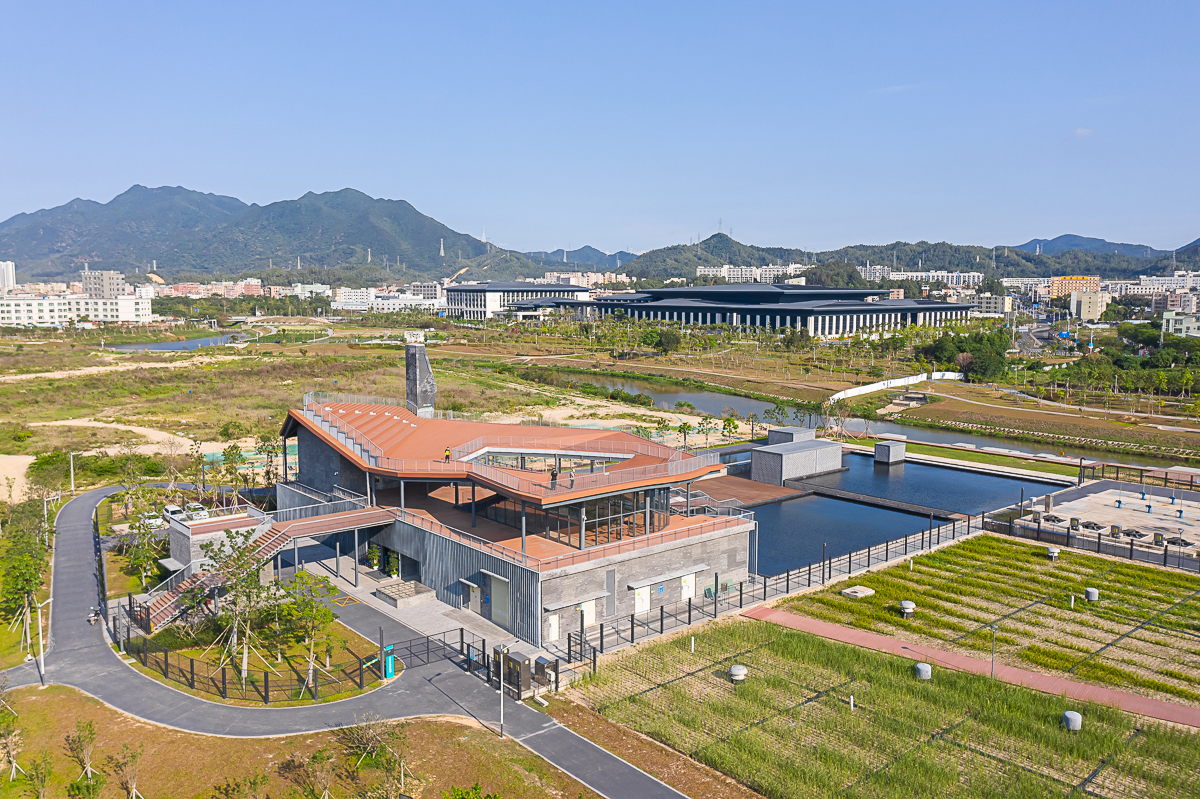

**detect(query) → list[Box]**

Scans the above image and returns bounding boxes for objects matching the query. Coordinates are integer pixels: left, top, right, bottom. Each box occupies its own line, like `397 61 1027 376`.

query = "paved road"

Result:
10 487 687 798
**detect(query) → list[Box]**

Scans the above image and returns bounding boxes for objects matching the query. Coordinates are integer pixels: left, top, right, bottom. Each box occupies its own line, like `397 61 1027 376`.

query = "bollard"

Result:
914 662 932 680
1063 711 1082 731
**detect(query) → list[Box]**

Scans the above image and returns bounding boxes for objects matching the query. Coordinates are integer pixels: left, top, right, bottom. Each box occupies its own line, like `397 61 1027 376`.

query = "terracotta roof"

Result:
286 401 722 505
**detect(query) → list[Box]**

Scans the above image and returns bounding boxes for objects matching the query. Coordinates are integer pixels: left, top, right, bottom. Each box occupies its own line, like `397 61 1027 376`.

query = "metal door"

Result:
634 586 650 614
492 579 510 630
681 573 695 600
547 613 559 642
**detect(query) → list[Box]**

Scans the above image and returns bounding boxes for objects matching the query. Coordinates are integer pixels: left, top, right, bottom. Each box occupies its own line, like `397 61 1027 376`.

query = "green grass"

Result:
781 535 1200 705
580 618 1199 799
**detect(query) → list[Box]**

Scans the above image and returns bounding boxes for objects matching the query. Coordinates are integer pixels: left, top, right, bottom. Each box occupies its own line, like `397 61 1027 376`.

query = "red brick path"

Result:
743 605 1200 728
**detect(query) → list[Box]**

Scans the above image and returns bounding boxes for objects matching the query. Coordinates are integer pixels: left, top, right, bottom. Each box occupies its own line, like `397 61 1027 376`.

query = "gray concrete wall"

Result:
295 426 368 495
539 522 753 645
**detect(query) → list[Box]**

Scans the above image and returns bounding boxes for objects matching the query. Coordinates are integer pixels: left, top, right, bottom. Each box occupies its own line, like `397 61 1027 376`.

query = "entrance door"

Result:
578 599 596 627
681 573 695 600
634 586 650 614
469 584 480 613
547 614 559 642
492 578 511 630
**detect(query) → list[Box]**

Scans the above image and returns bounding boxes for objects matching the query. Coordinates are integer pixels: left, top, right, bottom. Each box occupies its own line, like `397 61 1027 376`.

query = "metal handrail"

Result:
302 404 720 498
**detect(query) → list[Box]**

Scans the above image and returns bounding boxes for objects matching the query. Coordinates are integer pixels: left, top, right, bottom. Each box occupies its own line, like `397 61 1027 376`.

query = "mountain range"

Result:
0 185 1195 284
1014 234 1168 258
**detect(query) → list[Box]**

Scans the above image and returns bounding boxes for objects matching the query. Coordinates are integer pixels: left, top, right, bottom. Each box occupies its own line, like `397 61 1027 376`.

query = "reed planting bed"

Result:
575 619 1199 799
781 535 1200 706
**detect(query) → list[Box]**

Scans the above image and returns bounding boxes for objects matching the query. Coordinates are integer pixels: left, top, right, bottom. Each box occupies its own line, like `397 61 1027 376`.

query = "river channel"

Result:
577 373 1175 468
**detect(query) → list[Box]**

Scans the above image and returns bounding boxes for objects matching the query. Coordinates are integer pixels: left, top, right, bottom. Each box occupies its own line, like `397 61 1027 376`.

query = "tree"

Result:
280 749 336 799
213 771 269 799
106 744 144 799
63 720 98 781
221 444 246 506
721 416 739 439
254 435 281 491
747 413 760 440
656 329 682 354
25 750 52 799
0 712 23 782
284 572 338 697
335 712 404 770
675 421 692 448
654 417 672 440
124 483 162 589
696 417 716 446
200 528 280 683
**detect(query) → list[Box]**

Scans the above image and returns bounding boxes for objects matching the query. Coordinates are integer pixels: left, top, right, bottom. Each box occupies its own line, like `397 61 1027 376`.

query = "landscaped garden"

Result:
575 617 1200 798
780 534 1200 706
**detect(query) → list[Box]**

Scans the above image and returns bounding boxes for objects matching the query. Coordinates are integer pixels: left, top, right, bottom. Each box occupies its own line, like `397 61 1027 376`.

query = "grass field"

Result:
781 535 1200 706
0 685 600 799
576 618 1200 799
847 437 1081 478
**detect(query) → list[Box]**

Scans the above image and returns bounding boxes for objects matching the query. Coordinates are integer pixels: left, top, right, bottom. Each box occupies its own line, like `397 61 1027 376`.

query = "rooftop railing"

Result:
302 396 720 499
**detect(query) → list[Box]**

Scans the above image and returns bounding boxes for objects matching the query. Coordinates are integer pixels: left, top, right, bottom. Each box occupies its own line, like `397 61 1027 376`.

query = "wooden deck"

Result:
696 474 802 506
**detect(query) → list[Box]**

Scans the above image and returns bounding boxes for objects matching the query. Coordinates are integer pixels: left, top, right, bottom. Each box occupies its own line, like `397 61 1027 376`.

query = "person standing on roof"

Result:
444 446 451 463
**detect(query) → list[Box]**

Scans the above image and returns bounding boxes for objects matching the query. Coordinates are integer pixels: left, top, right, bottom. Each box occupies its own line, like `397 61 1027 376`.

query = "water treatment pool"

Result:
751 453 1066 575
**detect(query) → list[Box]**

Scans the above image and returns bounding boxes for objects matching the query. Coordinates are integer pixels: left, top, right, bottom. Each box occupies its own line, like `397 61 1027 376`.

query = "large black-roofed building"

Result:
509 283 975 338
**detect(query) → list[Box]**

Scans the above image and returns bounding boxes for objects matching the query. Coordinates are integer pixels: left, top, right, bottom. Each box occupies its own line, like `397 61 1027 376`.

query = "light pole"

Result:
36 597 51 686
990 624 999 678
497 643 510 739
69 451 81 495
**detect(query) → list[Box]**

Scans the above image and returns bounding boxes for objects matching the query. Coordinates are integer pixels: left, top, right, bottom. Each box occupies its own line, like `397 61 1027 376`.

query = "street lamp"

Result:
990 624 999 678
497 643 510 739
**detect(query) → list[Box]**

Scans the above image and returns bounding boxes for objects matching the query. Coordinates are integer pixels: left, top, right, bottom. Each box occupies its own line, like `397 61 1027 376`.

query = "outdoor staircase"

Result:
145 570 223 630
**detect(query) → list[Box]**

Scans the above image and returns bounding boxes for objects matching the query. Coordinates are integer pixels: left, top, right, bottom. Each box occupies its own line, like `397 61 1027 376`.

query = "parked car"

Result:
138 512 165 530
185 502 209 520
162 504 186 521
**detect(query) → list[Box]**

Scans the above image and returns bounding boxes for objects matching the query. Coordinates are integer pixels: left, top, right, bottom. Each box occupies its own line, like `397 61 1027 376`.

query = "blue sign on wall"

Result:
1058 331 1070 338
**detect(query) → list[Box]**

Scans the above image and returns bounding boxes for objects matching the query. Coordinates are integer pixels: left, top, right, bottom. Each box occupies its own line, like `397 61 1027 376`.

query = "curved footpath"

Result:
5 487 685 799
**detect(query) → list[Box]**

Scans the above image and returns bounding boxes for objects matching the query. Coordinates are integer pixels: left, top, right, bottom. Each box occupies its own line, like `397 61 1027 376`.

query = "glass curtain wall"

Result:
483 488 671 550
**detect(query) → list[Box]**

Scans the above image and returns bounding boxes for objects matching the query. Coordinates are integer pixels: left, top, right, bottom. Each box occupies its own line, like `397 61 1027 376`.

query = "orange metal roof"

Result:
286 402 722 505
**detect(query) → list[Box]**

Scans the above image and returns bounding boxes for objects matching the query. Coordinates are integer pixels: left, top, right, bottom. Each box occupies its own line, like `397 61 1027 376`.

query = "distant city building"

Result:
544 271 632 288
887 288 905 300
1162 310 1200 338
407 281 444 300
0 294 151 326
331 287 444 313
1000 277 1051 292
974 292 1013 315
0 261 15 289
696 263 808 284
1070 291 1111 322
855 263 891 281
446 281 589 320
1048 275 1100 298
80 267 129 299
888 270 984 286
1151 290 1200 314
1138 271 1200 290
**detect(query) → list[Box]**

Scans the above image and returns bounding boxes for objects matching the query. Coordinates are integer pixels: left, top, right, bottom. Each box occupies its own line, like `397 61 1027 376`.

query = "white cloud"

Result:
1073 127 1094 138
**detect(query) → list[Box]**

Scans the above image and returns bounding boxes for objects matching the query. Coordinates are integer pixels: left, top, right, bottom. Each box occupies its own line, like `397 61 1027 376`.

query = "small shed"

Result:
751 439 842 485
767 426 816 445
875 440 906 464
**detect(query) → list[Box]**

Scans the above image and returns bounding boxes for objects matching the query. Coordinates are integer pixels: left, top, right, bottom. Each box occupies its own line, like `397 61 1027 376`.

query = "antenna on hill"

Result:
718 218 722 233
297 256 301 269
440 239 445 257
368 248 371 263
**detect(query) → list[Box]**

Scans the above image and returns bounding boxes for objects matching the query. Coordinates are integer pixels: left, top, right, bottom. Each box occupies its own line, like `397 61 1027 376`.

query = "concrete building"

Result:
445 282 589 320
696 264 809 284
1070 291 1111 322
1162 310 1200 338
1151 291 1200 314
80 267 129 298
0 261 15 289
1049 275 1100 298
975 293 1013 315
274 385 749 648
407 282 444 300
0 294 151 326
888 270 984 286
750 439 843 485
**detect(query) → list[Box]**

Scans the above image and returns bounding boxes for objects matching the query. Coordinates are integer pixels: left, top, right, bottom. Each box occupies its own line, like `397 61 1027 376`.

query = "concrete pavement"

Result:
8 486 688 798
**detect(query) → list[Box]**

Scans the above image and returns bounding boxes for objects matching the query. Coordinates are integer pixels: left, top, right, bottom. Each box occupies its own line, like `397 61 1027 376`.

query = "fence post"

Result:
1130 539 1134 560
190 658 195 690
221 667 227 700
739 581 744 608
886 540 889 561
599 623 605 654
1164 547 1169 567
460 627 464 656
630 613 635 644
567 631 574 663
688 598 692 625
592 645 597 674
265 671 270 705
660 605 665 635
714 571 719 618
808 562 812 587
785 570 790 594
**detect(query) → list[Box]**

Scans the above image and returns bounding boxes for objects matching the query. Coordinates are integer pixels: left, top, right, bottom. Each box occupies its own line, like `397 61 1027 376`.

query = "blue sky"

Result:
1 2 1196 253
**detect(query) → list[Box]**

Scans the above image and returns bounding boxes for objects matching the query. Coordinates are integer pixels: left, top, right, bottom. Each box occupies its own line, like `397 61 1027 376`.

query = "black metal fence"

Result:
108 618 492 704
566 515 983 665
